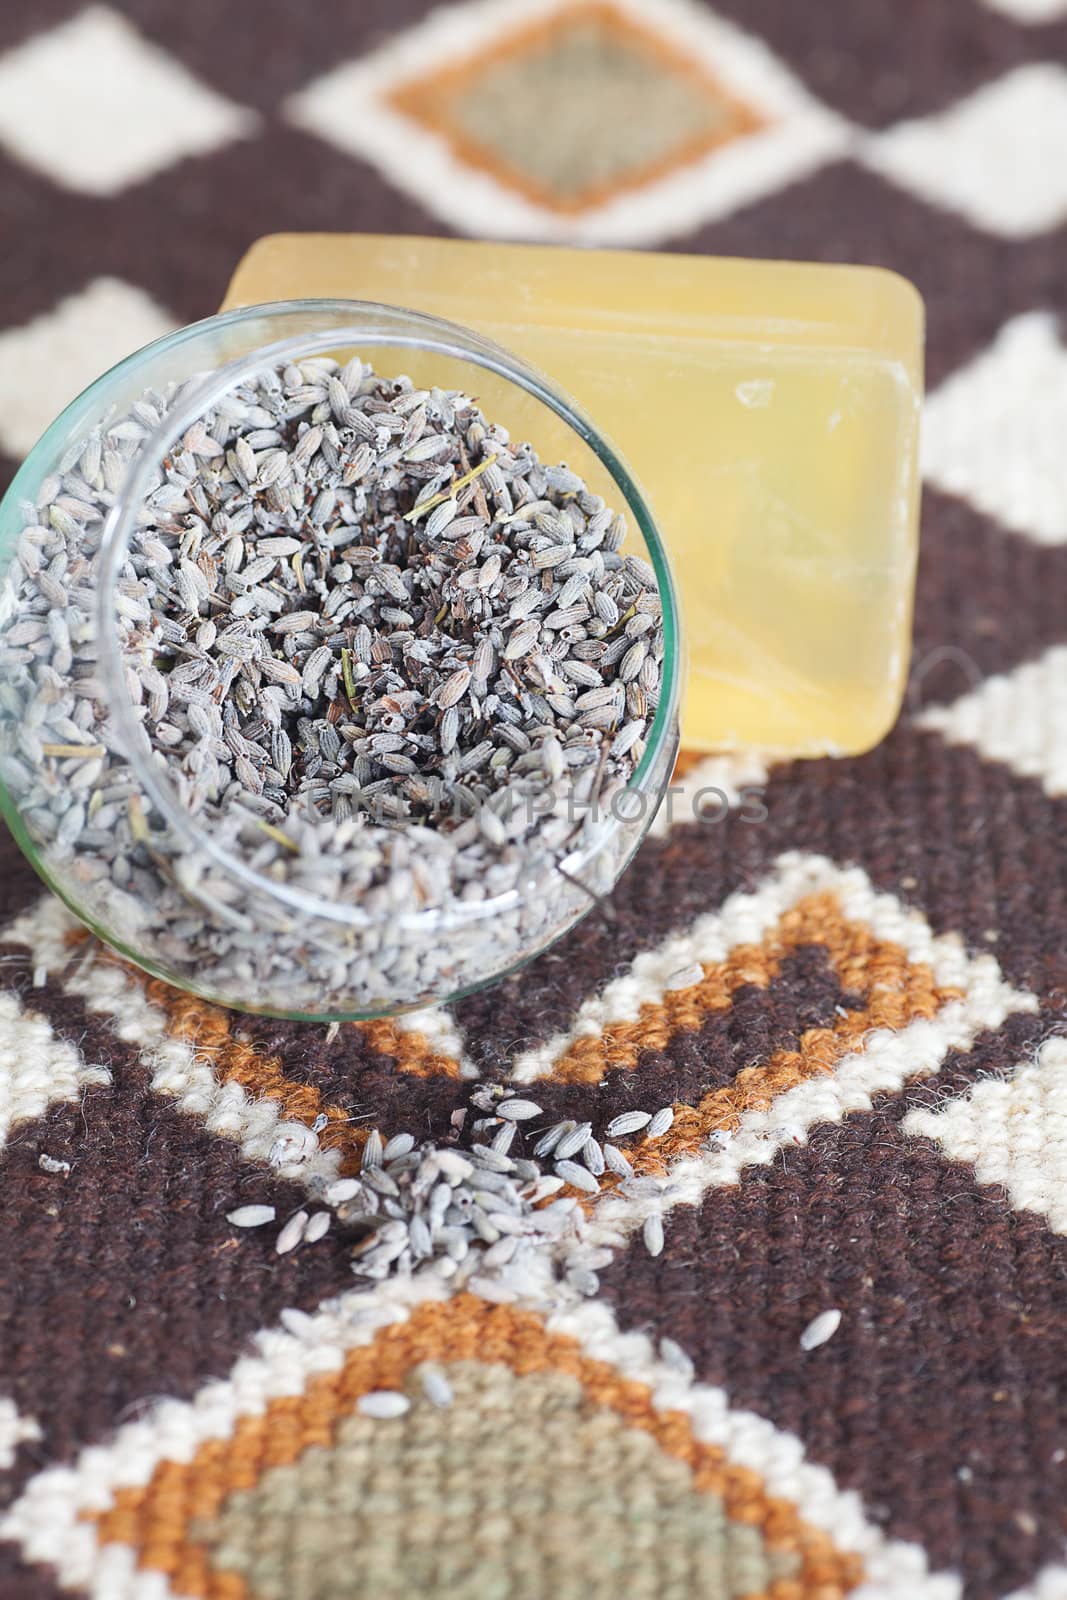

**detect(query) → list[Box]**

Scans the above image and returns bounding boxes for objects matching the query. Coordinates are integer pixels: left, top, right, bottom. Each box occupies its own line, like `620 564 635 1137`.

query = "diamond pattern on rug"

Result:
0 1405 39 1476
922 312 1067 545
194 1367 803 1600
980 0 1067 23
99 1306 831 1600
915 645 1067 797
286 0 849 244
0 5 256 196
904 1035 1067 1233
506 854 1033 1212
0 277 174 458
512 857 969 1089
862 63 1067 238
908 1030 1067 1241
0 984 109 1148
385 1 766 215
3 1281 951 1600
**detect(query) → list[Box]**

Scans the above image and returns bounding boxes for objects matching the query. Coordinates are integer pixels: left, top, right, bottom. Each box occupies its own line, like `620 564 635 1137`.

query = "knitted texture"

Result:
1 4 1066 1599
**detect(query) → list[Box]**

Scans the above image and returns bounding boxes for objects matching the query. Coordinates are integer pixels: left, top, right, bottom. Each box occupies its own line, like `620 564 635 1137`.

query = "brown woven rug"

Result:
1 3 1066 1597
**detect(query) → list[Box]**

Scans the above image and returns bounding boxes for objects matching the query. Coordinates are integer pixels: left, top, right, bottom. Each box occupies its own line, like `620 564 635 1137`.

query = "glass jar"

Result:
0 301 680 1019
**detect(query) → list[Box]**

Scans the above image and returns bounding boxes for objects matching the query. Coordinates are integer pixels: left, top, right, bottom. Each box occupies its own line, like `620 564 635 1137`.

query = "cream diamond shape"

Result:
0 5 256 196
922 312 1067 546
0 986 110 1148
0 1401 40 1473
904 1038 1067 1234
916 645 1067 798
980 0 1067 19
286 0 850 245
863 64 1067 238
0 277 175 458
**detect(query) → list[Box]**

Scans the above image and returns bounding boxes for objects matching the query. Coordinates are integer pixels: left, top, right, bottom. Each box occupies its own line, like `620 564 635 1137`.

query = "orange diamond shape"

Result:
533 887 965 1192
90 1295 864 1599
388 1 768 215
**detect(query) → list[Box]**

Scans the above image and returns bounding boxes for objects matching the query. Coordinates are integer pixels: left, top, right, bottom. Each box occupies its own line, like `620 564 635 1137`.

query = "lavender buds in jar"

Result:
0 303 680 1018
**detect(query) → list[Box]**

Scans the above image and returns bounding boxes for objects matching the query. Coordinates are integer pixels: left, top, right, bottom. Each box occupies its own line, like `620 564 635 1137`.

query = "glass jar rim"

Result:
95 298 681 931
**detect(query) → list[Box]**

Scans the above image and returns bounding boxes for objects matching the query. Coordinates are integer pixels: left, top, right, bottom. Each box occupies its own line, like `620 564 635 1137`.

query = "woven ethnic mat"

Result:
1 3 1067 1598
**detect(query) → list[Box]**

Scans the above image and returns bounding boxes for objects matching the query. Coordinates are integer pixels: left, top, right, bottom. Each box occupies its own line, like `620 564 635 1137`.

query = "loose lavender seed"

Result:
602 1143 634 1179
567 1268 601 1297
582 1137 605 1176
646 1107 675 1139
665 963 704 991
421 1367 454 1408
357 1391 410 1420
533 1122 572 1159
659 1337 695 1379
324 1178 360 1204
800 1309 842 1351
606 1111 652 1138
491 1121 517 1155
276 1209 309 1255
496 1098 543 1122
226 1204 276 1228
554 1122 593 1161
555 1158 600 1194
643 1214 664 1256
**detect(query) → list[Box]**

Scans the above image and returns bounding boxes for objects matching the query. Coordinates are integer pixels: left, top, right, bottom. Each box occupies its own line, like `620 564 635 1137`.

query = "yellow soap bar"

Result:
223 235 923 757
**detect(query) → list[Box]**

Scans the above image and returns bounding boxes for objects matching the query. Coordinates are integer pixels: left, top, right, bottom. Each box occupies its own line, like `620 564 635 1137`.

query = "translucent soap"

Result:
223 235 923 756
